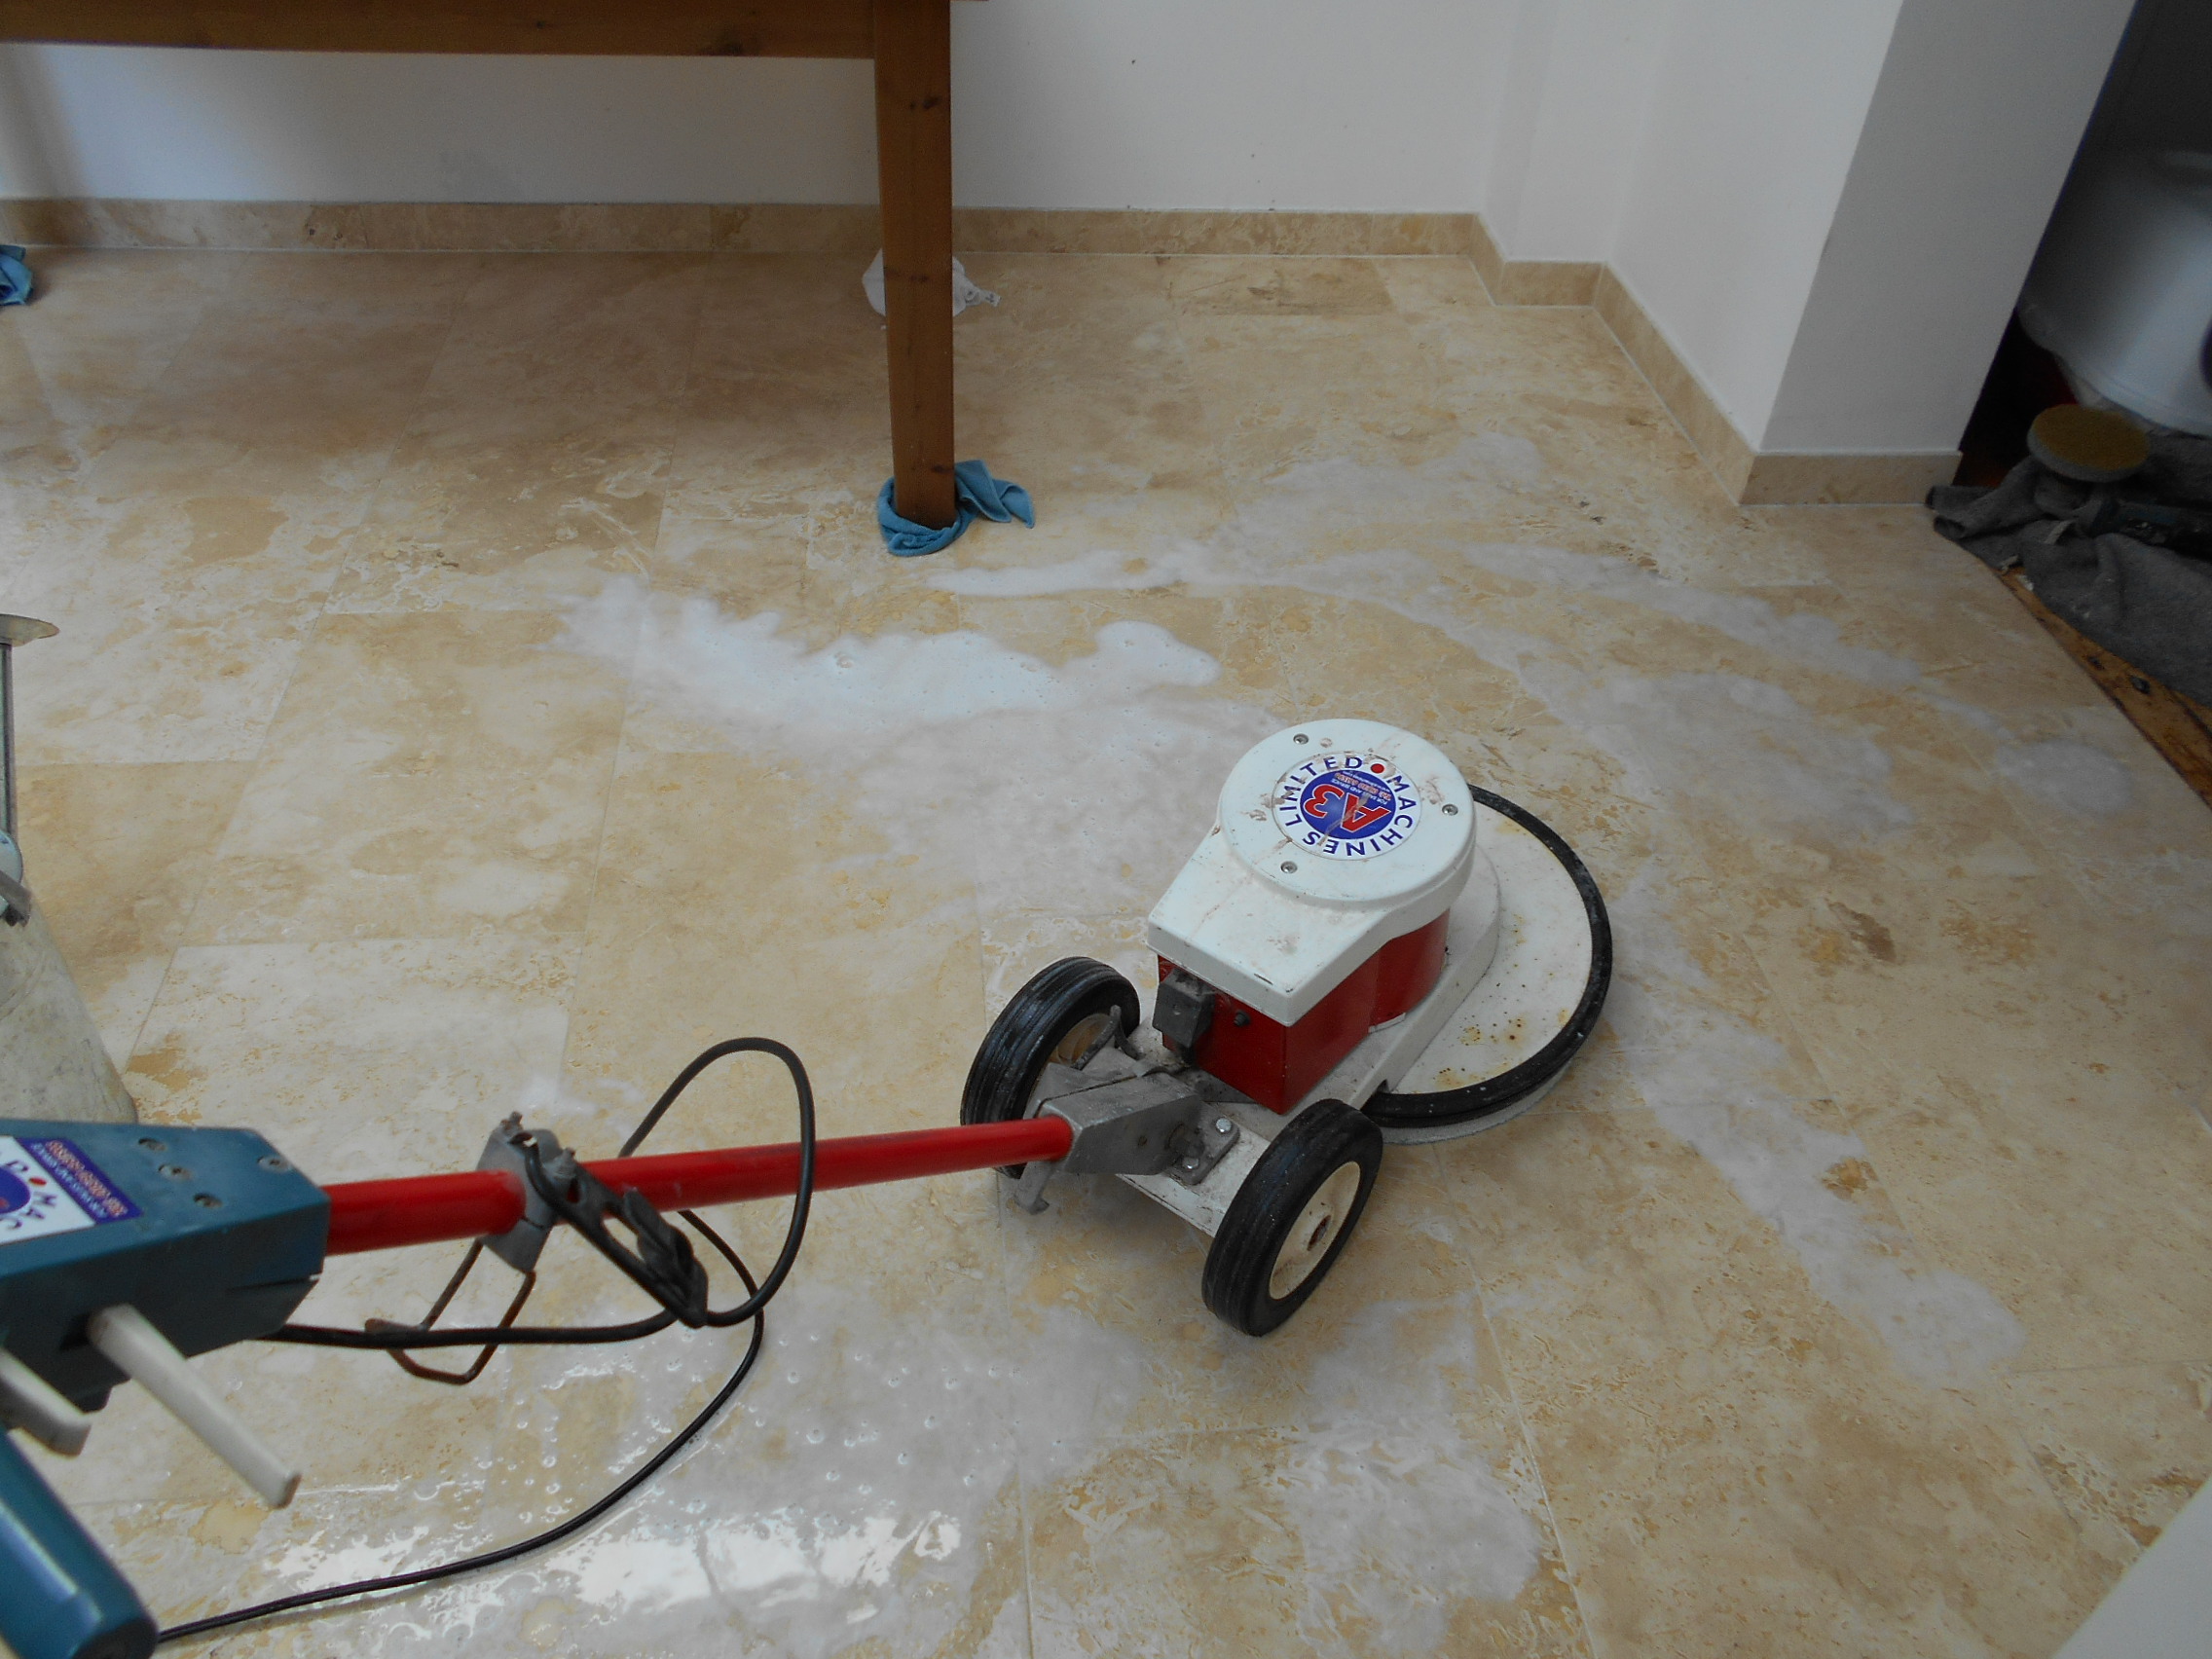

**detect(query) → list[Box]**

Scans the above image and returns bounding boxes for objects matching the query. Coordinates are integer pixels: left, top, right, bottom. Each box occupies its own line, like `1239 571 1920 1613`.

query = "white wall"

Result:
1759 0 2137 454
1480 0 1669 265
2053 1476 2212 1659
0 0 1499 210
0 0 2151 464
0 50 882 203
1602 0 1906 447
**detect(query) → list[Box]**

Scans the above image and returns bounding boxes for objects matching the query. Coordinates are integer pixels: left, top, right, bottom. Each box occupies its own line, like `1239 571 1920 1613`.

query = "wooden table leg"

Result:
872 0 957 529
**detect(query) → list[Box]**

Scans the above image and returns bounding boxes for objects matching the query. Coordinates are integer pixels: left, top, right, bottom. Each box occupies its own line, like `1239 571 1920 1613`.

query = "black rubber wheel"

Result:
1201 1100 1383 1337
1364 786 1612 1137
961 957 1142 1176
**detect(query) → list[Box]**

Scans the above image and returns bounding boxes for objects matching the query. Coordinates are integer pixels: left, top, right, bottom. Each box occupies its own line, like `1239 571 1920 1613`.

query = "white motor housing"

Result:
1147 719 1499 1037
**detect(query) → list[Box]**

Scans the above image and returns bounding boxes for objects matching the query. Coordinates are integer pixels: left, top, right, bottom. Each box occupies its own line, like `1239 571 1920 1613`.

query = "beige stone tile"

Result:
329 409 674 612
117 927 571 1183
208 249 486 309
1936 696 2212 967
185 608 628 943
73 913 1019 1655
1842 1071 2212 1373
416 252 707 418
1000 1139 1531 1440
44 935 585 1618
1740 508 2102 707
0 482 355 766
1451 1105 2110 1658
107 266 466 483
1718 798 2209 1121
1380 253 1496 319
2000 1364 2212 1568
1163 254 1394 315
663 253 888 520
1023 1417 1588 1658
551 748 1028 1657
17 241 2212 1656
794 502 970 630
647 512 810 610
0 248 237 476
562 748 986 1147
1468 212 1508 300
298 203 429 250
9 199 330 251
1175 305 1458 482
952 254 1220 518
15 760 251 1058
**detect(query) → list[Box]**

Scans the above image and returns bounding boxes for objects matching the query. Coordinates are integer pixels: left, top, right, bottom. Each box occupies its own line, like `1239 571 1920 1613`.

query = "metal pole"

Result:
0 617 58 855
3 641 16 841
320 1117 1080 1257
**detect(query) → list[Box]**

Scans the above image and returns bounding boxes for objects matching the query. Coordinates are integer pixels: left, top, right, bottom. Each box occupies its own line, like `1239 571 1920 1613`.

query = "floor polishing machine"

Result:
1 719 1608 1659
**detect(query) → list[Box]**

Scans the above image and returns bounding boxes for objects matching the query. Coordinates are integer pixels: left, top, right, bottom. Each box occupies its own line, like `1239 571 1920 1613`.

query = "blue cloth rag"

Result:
0 245 31 307
877 460 1034 556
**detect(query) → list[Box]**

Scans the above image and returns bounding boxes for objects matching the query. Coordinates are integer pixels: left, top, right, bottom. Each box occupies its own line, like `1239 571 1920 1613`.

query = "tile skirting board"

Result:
1592 267 1956 505
1469 215 1601 307
0 198 1954 504
0 199 1480 257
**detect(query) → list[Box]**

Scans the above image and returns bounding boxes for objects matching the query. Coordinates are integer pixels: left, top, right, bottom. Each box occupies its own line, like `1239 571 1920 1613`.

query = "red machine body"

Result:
1160 910 1450 1113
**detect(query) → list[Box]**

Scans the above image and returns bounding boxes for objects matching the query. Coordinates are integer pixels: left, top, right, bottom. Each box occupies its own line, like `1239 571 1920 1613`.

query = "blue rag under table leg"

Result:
877 461 1034 555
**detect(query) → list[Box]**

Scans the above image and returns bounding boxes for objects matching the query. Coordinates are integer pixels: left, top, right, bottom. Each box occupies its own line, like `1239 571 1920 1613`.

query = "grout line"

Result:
549 263 712 1107
120 260 477 1079
1587 295 1745 514
1470 1281 1604 1659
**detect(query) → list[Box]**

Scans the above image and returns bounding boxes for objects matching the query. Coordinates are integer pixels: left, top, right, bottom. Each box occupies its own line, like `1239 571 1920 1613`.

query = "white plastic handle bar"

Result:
0 1345 91 1456
86 1305 299 1508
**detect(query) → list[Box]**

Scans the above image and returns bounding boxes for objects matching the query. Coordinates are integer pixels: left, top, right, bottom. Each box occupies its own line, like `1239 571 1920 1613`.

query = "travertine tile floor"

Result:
5 246 2211 1659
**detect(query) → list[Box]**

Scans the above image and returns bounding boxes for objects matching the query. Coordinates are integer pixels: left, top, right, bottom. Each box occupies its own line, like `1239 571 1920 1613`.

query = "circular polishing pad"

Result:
2027 405 2149 484
1362 788 1611 1144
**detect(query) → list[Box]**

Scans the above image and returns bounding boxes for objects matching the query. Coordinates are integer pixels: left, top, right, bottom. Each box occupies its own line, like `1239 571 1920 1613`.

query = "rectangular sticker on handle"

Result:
0 1135 142 1246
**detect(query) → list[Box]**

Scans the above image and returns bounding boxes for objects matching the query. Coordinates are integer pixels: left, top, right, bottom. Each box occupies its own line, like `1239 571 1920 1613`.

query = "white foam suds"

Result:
1274 1426 1541 1650
568 584 1222 737
1013 1288 1547 1649
1993 737 2136 819
1606 865 2027 1383
1538 667 1919 837
561 579 1276 920
226 1282 1023 1655
933 442 1922 691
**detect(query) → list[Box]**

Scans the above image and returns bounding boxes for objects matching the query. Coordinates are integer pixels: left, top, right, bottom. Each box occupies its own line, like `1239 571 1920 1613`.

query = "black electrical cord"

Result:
266 1039 816 1352
156 1039 815 1647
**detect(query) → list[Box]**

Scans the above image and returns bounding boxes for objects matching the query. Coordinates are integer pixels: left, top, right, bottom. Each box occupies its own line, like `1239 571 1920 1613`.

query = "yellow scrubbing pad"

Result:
2027 405 2150 484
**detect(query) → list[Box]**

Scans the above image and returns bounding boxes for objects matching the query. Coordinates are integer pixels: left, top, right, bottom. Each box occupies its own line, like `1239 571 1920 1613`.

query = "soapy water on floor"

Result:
431 437 2094 1647
82 437 2084 1654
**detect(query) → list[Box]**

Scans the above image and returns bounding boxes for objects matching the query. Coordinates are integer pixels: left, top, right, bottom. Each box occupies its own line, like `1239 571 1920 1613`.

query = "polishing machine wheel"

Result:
960 957 1142 1175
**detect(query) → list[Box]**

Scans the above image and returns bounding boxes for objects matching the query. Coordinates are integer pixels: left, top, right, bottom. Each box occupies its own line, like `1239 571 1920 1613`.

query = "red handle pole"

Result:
320 1117 1074 1257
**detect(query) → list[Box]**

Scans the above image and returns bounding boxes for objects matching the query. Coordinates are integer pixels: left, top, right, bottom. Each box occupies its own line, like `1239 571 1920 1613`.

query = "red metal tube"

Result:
320 1117 1075 1257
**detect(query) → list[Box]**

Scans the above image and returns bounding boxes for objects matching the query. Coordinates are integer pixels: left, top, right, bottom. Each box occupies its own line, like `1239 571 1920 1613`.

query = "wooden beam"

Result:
1998 568 2212 809
0 0 876 56
870 0 957 529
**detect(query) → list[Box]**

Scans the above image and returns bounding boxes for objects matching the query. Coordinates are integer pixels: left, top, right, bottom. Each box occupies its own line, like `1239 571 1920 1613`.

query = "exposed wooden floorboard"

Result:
1998 566 2212 808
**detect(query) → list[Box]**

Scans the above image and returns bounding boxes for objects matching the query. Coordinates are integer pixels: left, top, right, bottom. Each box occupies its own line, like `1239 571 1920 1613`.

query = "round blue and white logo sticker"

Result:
1274 754 1422 860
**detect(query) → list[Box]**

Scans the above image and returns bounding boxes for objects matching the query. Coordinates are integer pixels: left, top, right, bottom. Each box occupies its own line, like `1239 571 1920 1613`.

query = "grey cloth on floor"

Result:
1929 432 2212 706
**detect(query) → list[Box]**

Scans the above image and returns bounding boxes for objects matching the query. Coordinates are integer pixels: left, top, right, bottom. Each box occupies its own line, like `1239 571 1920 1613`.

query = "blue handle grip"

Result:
0 1430 154 1659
